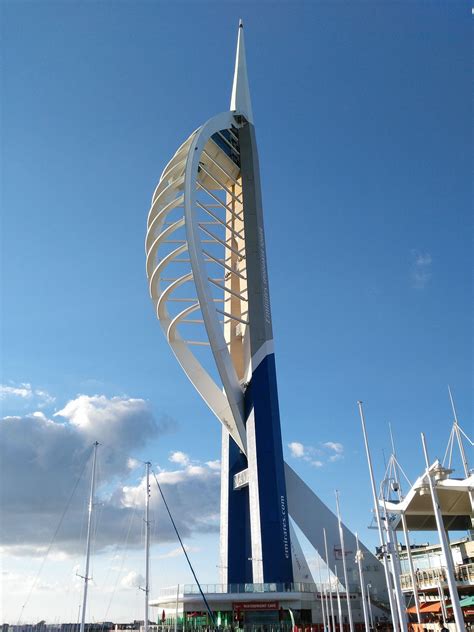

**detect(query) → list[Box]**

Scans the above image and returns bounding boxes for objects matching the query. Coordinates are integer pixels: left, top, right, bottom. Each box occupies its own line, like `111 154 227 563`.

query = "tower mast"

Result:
79 441 99 632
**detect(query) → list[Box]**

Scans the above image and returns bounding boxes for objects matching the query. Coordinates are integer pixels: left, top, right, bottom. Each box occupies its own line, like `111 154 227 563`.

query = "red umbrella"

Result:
161 609 166 623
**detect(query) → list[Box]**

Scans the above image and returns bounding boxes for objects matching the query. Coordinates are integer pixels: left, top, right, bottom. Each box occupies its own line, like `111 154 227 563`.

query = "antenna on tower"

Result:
230 20 254 123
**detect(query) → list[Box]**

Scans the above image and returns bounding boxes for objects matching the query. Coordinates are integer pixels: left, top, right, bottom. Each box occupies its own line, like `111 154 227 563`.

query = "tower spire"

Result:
230 20 254 124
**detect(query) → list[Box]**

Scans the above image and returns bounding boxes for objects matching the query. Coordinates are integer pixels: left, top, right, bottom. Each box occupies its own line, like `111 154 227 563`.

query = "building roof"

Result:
383 460 474 531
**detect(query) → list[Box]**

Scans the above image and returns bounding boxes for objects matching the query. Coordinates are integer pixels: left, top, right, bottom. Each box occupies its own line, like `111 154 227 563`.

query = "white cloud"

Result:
120 461 220 531
288 440 344 467
169 451 189 466
411 250 432 289
205 459 220 471
55 395 163 447
0 395 184 556
288 441 305 458
0 383 55 406
0 383 33 399
157 545 200 560
120 570 144 589
324 441 344 454
1 569 59 595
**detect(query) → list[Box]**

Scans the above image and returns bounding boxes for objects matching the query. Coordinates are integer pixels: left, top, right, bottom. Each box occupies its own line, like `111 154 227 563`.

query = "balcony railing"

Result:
400 562 474 590
159 583 322 597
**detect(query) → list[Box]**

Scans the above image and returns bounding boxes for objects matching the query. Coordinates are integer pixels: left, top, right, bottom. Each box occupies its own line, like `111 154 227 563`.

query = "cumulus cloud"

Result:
120 570 144 589
55 395 160 448
288 440 344 466
0 394 222 559
411 250 432 289
169 451 190 466
288 442 305 458
118 462 220 536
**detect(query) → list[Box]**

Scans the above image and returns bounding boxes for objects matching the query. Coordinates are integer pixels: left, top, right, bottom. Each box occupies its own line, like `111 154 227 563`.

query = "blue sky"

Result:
1 0 472 624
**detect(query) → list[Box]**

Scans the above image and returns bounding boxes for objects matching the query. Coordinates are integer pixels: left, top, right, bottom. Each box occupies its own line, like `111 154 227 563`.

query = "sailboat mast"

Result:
357 401 400 631
334 564 343 632
316 552 327 632
355 533 370 632
144 461 151 632
335 490 354 632
388 425 422 625
323 528 335 632
80 441 99 632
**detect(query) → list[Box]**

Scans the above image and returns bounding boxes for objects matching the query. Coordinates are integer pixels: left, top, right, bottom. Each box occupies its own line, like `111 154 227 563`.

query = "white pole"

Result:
334 565 343 632
175 584 179 632
324 588 331 632
437 579 448 626
144 462 151 632
399 512 421 624
324 528 336 632
335 491 354 632
366 584 374 630
420 433 465 631
80 441 99 632
357 402 400 631
317 552 328 632
389 427 422 625
380 496 409 632
355 533 370 632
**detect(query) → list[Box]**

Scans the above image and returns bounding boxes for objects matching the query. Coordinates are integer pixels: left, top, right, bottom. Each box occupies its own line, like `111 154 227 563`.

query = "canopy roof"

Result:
447 595 474 609
383 461 474 531
407 601 442 614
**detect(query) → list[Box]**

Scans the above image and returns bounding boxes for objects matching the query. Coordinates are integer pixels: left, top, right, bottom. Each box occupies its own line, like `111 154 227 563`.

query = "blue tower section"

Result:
222 118 293 585
225 436 252 584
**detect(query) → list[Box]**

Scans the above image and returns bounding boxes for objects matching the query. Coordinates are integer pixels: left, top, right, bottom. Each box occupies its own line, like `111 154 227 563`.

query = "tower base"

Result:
150 582 390 630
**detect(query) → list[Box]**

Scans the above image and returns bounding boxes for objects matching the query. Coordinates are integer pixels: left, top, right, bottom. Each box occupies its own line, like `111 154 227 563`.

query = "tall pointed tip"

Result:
230 20 254 123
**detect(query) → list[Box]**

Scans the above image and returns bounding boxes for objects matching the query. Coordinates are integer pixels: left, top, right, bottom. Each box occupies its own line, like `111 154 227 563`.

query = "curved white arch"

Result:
184 111 247 451
145 112 248 453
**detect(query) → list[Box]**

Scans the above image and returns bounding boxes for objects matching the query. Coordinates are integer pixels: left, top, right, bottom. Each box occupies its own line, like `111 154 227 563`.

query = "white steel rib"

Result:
145 112 249 454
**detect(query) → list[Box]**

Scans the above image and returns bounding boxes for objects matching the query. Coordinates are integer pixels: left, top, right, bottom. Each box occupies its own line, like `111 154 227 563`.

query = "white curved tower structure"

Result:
146 20 291 583
145 21 389 601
